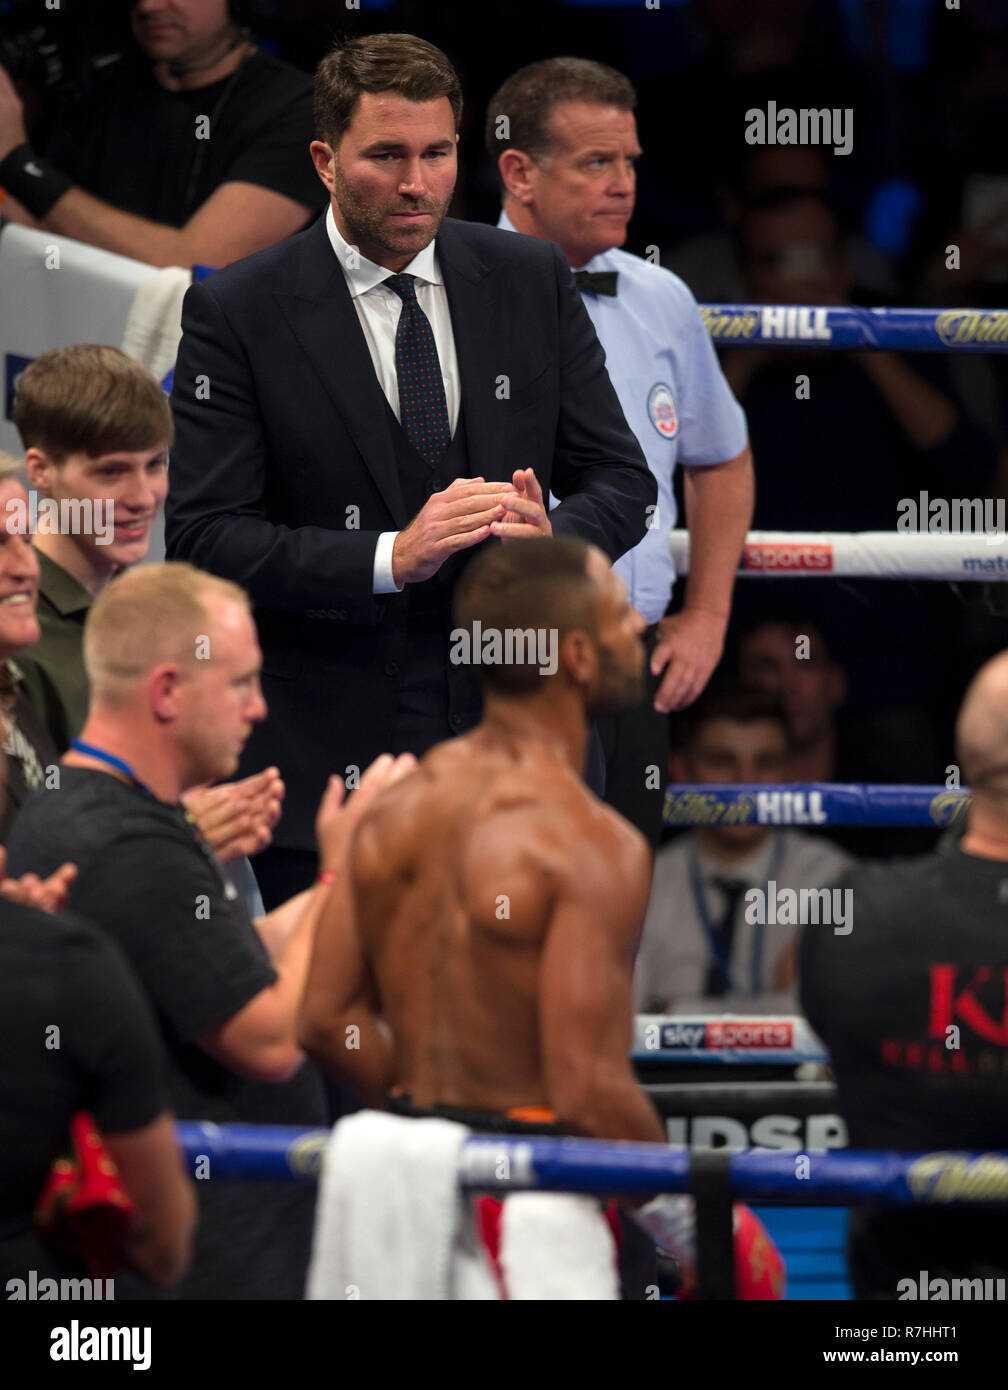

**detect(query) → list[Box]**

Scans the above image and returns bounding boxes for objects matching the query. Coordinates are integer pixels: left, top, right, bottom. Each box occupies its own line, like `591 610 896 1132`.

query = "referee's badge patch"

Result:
647 382 678 439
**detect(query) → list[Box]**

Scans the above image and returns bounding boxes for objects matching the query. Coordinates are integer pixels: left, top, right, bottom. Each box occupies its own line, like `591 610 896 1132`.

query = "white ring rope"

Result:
668 529 1008 580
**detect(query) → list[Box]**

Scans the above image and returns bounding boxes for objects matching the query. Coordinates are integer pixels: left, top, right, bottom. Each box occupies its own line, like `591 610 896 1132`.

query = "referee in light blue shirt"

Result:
487 57 754 843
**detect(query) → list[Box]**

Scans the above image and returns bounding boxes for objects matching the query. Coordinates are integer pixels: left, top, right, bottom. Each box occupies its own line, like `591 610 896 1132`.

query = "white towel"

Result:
498 1193 621 1300
306 1109 496 1301
120 266 191 382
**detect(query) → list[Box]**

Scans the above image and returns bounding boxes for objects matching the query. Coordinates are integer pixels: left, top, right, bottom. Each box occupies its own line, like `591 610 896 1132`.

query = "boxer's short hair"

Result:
454 537 599 695
315 33 463 149
11 345 172 463
485 58 636 191
84 562 250 709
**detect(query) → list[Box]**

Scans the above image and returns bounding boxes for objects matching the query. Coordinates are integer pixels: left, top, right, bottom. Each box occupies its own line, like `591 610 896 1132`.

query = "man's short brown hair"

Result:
12 345 173 463
314 33 463 150
485 57 636 190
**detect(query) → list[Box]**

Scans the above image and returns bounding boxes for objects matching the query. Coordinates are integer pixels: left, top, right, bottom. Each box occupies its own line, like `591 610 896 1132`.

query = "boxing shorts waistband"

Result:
387 1092 563 1135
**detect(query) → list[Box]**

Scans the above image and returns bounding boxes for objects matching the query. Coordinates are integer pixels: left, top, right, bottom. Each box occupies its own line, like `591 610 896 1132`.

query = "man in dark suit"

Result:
166 33 655 906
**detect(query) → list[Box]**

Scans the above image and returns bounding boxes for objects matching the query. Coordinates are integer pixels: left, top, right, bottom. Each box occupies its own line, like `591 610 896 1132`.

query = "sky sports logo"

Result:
660 1021 794 1051
742 543 833 572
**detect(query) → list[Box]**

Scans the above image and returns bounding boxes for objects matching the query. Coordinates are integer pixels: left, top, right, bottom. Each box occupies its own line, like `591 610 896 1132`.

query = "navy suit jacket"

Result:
166 213 655 848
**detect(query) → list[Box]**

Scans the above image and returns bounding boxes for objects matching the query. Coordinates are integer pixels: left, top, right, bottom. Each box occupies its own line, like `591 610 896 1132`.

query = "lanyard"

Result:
70 739 152 795
69 739 238 902
686 832 784 996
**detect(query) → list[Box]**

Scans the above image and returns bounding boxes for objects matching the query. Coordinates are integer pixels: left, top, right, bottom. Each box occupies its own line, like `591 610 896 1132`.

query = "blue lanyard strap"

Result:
70 739 151 795
687 832 785 996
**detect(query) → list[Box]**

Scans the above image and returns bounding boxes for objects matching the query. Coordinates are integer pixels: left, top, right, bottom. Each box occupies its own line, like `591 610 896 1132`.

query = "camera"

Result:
0 0 128 105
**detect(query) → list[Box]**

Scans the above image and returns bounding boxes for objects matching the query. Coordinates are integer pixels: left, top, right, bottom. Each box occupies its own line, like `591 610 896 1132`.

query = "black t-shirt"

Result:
6 768 328 1300
800 849 1008 1294
0 900 167 1282
41 49 327 226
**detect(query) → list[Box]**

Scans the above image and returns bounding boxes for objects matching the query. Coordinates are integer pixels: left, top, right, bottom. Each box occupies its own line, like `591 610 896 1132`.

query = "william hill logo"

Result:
928 791 971 828
700 307 760 340
907 1152 1008 1203
935 311 1008 347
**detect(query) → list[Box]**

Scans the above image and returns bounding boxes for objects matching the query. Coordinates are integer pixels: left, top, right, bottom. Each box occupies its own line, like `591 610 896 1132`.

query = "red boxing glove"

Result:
639 1195 786 1300
731 1202 786 1300
35 1112 134 1278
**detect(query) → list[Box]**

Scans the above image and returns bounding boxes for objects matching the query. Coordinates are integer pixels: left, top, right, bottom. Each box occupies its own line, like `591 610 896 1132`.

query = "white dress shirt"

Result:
325 205 461 594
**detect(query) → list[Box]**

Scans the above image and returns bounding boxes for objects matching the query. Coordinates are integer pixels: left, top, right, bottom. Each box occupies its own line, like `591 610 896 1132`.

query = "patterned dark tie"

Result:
704 877 748 997
383 272 451 467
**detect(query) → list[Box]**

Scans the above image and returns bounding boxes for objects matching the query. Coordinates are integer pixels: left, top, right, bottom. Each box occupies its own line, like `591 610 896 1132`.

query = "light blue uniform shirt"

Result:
498 210 748 624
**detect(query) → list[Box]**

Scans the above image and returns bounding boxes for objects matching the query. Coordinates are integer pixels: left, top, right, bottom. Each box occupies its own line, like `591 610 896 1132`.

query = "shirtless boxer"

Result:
301 536 666 1296
298 536 665 1147
299 537 785 1299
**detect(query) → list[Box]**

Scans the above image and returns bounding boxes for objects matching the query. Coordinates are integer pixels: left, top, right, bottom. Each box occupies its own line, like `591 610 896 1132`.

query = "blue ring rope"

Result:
698 304 1008 353
174 1122 1008 1204
662 782 970 828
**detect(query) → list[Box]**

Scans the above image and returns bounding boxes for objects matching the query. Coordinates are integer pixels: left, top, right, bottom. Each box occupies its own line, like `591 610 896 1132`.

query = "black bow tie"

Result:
573 269 619 297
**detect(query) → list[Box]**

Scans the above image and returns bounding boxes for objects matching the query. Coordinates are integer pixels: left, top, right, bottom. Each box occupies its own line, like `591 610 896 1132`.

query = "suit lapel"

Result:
271 219 508 527
271 219 406 525
436 220 507 483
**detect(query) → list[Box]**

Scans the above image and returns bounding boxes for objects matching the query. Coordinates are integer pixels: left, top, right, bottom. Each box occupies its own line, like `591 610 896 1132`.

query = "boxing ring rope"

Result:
661 781 969 829
174 1121 1008 1298
697 304 1008 353
682 306 1008 584
173 1120 1008 1205
670 530 1008 580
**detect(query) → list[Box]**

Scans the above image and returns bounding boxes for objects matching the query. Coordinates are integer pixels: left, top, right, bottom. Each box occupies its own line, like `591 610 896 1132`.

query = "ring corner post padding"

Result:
690 1147 736 1300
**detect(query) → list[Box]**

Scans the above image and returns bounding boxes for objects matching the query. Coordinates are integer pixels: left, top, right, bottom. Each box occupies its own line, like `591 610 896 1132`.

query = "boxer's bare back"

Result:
348 725 664 1142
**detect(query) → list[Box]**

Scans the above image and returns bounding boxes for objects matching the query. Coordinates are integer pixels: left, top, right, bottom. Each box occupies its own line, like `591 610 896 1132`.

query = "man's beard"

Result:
331 163 452 260
591 648 645 716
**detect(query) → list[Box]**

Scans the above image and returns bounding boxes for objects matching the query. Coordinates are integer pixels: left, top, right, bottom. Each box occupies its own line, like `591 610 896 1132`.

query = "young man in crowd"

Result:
13 345 282 871
636 688 851 1013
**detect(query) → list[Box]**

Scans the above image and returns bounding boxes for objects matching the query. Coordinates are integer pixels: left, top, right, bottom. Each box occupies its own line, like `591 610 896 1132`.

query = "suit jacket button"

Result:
384 662 398 676
427 477 444 495
449 714 464 729
337 609 348 620
306 608 318 618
